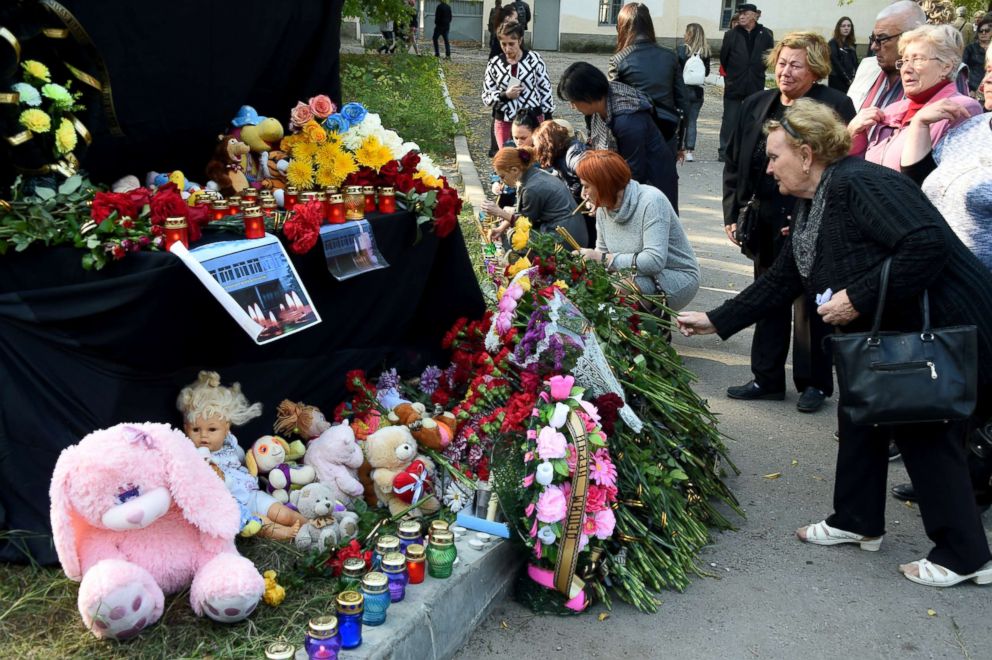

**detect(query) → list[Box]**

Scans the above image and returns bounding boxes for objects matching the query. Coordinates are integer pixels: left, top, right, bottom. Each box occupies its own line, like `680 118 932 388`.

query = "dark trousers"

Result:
433 27 450 57
750 261 834 395
720 96 744 157
828 413 992 574
684 93 704 150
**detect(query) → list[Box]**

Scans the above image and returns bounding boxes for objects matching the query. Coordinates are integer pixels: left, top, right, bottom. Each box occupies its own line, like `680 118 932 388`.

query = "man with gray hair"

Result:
953 6 976 46
847 0 927 110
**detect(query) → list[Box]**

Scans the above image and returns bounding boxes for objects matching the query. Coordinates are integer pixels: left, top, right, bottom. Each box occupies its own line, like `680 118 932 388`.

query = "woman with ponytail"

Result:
480 146 589 247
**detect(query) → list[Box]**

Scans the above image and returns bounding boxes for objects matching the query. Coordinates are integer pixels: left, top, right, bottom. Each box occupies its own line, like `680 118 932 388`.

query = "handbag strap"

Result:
868 257 892 339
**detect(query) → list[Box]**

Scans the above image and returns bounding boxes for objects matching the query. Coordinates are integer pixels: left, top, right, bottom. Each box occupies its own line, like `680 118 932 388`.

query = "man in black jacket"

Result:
513 1 531 31
434 0 452 59
718 3 774 160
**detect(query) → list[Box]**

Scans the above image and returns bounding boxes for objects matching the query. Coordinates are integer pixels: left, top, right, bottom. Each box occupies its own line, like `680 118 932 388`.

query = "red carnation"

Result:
186 203 210 243
91 192 136 223
149 183 188 226
431 389 451 407
593 392 624 436
400 150 421 171
282 201 322 254
345 369 370 394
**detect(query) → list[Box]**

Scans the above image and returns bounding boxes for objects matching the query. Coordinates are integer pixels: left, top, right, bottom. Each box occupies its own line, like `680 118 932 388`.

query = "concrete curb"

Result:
435 63 487 217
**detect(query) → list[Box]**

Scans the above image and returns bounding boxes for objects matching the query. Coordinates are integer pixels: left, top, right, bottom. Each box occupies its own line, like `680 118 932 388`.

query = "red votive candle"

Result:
242 188 259 203
285 186 299 212
362 186 376 213
227 195 242 216
329 194 346 224
211 199 229 222
164 216 189 250
378 186 396 214
316 192 328 224
405 543 426 584
242 206 265 239
261 199 278 218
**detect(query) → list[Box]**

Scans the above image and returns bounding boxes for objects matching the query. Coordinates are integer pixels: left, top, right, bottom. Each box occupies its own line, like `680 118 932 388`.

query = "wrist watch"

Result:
600 251 607 263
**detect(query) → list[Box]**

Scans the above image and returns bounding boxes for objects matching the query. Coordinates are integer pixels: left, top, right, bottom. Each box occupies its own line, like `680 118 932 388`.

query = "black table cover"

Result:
0 212 484 563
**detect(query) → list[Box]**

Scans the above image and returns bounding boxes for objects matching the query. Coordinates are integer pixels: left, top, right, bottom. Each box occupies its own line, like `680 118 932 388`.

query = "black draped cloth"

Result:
0 214 485 564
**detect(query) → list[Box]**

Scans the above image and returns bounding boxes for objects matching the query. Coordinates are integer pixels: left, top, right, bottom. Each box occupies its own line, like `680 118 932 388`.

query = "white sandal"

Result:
796 520 883 551
900 559 992 587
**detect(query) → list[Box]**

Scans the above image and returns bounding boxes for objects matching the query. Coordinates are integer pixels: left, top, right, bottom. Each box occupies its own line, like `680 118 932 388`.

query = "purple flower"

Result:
420 365 442 394
376 368 400 391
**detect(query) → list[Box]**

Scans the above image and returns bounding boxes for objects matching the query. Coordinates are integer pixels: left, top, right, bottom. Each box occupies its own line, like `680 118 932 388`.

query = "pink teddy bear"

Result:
49 422 264 640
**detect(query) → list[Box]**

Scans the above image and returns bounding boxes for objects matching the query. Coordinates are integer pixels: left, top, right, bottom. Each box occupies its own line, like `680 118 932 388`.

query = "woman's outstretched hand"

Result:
676 312 716 337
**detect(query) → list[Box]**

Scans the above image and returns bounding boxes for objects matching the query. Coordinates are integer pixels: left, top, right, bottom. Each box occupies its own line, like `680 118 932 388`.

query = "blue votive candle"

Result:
335 590 364 649
372 534 400 570
397 520 423 553
303 616 340 659
381 552 409 602
361 572 391 626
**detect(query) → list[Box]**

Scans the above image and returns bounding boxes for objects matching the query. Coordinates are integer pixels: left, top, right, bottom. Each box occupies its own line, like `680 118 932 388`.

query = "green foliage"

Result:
342 0 414 24
340 53 457 156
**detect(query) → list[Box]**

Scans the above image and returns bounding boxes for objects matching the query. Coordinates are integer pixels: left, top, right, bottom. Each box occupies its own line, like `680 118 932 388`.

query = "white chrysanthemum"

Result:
417 153 443 179
400 141 420 156
381 130 405 158
443 482 471 513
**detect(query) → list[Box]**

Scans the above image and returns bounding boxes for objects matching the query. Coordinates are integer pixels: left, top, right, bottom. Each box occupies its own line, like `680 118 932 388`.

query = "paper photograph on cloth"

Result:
170 234 321 344
319 220 389 281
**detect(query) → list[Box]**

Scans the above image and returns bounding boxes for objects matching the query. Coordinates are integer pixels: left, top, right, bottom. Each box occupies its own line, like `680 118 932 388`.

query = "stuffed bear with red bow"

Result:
365 425 440 517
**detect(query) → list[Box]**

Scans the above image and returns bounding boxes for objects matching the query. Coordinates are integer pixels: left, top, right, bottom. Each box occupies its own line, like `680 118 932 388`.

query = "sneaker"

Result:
889 440 901 462
685 151 694 162
796 387 826 413
726 380 785 401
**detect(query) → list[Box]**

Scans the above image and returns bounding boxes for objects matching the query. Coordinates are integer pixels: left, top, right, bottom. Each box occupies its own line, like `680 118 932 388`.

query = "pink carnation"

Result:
535 426 567 460
536 484 567 523
589 448 617 488
592 507 615 539
565 444 577 474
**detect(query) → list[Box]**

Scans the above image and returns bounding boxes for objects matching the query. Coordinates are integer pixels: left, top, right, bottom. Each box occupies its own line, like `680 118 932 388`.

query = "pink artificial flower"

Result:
534 540 543 558
530 519 538 537
578 533 590 552
290 101 313 127
565 444 577 474
592 507 616 539
536 426 567 460
585 484 607 513
495 311 513 335
582 514 597 536
589 448 617 488
308 94 336 119
525 502 535 517
498 295 518 313
524 451 534 462
536 484 567 523
506 282 524 301
578 399 601 424
526 429 537 440
522 473 535 488
549 375 575 401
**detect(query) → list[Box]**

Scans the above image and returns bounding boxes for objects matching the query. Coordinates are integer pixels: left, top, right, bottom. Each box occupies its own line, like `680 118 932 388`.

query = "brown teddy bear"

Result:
387 402 456 452
365 425 441 517
205 134 251 197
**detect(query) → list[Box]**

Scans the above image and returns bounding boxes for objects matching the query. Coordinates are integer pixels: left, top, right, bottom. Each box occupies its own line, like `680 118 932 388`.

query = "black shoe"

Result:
717 153 726 163
888 441 901 462
726 380 785 401
797 387 826 413
833 429 839 441
891 482 917 502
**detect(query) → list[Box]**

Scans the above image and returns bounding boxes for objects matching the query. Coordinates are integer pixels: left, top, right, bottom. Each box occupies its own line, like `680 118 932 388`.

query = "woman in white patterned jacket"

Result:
482 21 555 148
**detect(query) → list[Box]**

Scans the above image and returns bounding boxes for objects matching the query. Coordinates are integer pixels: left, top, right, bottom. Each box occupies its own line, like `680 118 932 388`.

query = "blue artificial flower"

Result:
12 83 41 107
340 102 368 125
322 113 351 133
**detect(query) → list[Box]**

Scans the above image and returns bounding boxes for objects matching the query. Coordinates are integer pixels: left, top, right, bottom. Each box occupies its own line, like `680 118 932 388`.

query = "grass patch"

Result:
0 539 341 658
341 53 457 157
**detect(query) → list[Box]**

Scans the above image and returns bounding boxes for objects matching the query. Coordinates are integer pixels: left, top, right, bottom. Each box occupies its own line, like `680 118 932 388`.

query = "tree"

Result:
342 0 413 23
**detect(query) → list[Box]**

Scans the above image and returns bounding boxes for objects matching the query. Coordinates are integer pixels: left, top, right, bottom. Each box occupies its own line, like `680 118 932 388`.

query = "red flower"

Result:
400 150 421 171
149 183 188 226
344 369 370 394
344 166 378 188
520 370 543 394
431 389 451 406
186 203 211 243
500 391 536 432
282 201 322 254
593 393 624 436
91 192 136 223
378 160 400 187
326 539 372 576
585 484 608 513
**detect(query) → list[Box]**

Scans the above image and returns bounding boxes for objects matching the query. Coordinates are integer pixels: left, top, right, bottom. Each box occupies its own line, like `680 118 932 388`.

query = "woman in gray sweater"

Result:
574 150 699 309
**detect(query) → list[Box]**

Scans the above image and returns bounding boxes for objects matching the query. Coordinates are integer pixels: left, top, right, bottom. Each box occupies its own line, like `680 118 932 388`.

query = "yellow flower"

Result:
552 279 569 291
286 159 315 189
19 108 51 134
517 275 531 292
315 142 343 170
280 134 303 152
292 140 318 161
324 150 358 187
54 117 76 154
510 216 531 251
302 120 327 143
22 60 51 83
497 286 506 299
315 166 339 188
354 136 394 172
413 170 442 189
507 256 532 277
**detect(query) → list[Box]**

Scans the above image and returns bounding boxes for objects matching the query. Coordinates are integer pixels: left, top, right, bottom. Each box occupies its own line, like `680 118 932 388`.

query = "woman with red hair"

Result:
480 146 589 247
575 150 699 310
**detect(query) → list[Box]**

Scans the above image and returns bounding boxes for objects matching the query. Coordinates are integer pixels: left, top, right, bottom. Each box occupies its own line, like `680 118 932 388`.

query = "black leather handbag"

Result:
831 258 978 426
734 194 760 260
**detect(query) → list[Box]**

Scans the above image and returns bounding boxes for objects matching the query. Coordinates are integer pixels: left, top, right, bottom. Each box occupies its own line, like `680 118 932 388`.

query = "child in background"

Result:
177 371 307 540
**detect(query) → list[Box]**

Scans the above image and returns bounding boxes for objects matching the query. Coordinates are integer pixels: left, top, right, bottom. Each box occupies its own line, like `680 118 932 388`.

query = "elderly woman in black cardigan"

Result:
678 98 992 588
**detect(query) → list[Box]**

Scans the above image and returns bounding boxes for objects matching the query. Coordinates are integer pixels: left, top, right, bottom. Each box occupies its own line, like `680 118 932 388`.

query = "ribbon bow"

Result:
393 460 431 504
122 425 155 449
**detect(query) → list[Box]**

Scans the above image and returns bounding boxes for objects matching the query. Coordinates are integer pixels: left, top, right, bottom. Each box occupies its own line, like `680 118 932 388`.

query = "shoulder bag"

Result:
734 194 760 260
830 257 978 426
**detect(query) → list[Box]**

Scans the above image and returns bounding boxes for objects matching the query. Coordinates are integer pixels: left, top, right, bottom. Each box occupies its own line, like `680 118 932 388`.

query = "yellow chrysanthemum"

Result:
323 150 358 186
507 256 532 277
354 136 394 172
315 142 344 170
280 134 304 152
302 120 327 143
413 170 443 189
19 108 51 134
286 159 315 189
510 216 531 251
22 60 51 83
54 117 76 154
292 140 318 161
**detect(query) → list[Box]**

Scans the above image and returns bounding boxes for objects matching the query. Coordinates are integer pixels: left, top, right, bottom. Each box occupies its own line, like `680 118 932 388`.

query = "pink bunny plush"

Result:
49 422 264 640
303 420 366 505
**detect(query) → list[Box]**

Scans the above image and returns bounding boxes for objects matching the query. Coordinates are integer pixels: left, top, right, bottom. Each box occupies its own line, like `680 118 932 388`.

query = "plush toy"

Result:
246 435 317 503
205 134 251 197
275 400 367 506
365 425 441 517
262 570 285 607
50 423 265 640
293 483 360 552
388 402 456 452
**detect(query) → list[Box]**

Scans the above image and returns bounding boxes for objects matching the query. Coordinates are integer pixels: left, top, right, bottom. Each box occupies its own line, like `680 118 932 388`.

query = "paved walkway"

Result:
438 45 992 660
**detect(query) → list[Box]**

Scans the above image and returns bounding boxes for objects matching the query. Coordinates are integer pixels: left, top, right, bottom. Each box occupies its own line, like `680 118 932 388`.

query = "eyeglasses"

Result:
868 32 902 46
895 56 940 70
980 28 992 34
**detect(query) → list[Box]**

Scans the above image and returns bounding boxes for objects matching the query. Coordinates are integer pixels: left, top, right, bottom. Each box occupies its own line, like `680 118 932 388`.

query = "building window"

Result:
598 0 622 26
720 0 736 30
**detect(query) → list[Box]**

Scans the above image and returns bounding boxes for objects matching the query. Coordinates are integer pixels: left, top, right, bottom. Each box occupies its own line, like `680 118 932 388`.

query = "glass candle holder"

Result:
373 535 400 570
242 206 265 239
328 194 346 224
428 519 449 541
304 615 340 660
378 186 396 214
227 195 242 215
344 186 365 220
285 186 299 211
397 520 423 554
335 591 364 650
195 195 212 214
360 572 390 626
163 216 189 250
339 557 367 593
300 191 320 208
362 185 376 213
261 199 278 218
405 543 426 584
242 188 259 203
315 192 328 224
211 199 229 222
427 530 457 579
264 641 296 660
381 552 409 602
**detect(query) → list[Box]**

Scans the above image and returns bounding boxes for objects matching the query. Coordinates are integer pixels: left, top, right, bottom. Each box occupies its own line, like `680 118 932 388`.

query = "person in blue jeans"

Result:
677 23 711 162
434 0 452 59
